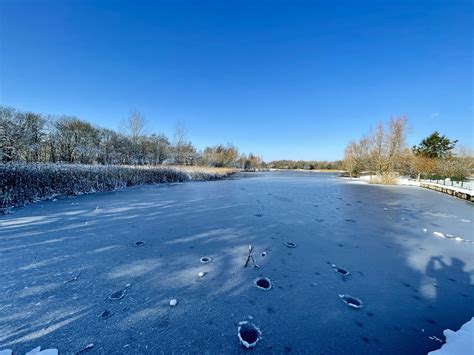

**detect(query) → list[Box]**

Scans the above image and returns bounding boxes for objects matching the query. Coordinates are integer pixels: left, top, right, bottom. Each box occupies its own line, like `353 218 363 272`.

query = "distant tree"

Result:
412 131 457 158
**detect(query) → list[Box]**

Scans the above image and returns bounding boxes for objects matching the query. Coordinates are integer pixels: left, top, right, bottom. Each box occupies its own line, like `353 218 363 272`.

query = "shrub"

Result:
0 163 235 212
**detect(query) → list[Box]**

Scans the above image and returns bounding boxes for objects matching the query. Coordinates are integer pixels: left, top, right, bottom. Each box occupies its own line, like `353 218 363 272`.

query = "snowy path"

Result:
0 172 473 354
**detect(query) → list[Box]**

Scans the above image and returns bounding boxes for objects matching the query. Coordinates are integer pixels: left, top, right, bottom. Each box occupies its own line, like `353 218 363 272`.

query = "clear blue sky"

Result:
1 0 472 161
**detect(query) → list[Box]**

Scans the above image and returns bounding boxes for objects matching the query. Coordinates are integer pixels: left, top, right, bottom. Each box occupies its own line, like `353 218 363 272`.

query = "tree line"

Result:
0 106 263 170
342 116 473 183
266 160 342 170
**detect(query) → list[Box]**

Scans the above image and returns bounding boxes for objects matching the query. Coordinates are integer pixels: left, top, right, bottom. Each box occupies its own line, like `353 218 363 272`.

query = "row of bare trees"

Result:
0 106 263 170
266 160 343 170
342 116 473 183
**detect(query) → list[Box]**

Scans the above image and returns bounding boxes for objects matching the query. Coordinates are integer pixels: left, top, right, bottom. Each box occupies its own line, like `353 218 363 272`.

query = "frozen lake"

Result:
1 171 473 354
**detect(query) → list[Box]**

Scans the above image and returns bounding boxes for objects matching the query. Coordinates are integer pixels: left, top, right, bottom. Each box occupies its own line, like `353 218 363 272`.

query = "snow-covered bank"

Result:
342 175 473 202
0 163 235 213
428 317 474 354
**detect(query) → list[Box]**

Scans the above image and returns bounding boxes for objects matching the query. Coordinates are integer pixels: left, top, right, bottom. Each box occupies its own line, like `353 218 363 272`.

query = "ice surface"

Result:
0 171 472 353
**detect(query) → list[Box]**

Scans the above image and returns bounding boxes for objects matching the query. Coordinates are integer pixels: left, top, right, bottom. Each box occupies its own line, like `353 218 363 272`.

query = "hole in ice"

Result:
339 294 364 309
100 310 113 319
255 277 272 290
254 213 264 217
284 241 297 248
200 257 212 264
133 241 145 247
238 321 261 348
334 266 349 276
261 252 267 257
345 219 357 223
108 284 130 300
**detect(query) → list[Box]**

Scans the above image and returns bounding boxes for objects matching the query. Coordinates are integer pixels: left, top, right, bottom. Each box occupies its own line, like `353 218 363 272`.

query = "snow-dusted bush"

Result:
0 163 234 212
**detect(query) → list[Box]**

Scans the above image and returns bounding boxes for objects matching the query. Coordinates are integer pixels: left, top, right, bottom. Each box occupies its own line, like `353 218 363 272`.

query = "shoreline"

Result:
342 175 473 202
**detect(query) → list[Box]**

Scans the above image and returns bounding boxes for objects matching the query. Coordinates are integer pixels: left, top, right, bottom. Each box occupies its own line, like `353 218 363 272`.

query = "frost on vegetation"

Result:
0 162 234 213
428 317 474 355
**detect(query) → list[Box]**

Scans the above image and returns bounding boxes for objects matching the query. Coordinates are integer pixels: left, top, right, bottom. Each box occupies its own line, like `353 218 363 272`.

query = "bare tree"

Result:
122 109 147 164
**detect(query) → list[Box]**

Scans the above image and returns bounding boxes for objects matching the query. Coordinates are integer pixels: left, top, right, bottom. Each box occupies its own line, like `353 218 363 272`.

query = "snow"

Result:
428 317 474 355
25 346 58 355
343 175 473 196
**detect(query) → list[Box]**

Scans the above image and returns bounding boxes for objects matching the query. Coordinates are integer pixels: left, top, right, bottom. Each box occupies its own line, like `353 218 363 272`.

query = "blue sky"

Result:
1 0 472 161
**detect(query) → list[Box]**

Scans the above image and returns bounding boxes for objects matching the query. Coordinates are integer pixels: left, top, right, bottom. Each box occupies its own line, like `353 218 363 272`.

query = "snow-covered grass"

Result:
0 163 235 213
343 175 473 193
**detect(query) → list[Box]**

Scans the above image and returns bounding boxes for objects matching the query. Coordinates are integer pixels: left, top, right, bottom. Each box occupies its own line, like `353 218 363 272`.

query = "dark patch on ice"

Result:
314 204 318 207
238 322 261 348
284 241 297 248
255 277 272 290
261 251 267 257
346 203 351 206
448 278 456 282
133 241 145 247
338 244 344 247
345 219 357 223
336 267 349 275
108 285 130 300
266 306 275 314
100 310 113 319
366 312 374 317
373 338 379 343
315 218 324 222
200 256 212 264
402 282 411 288
426 319 437 325
361 336 370 343
154 318 171 331
339 294 364 309
254 213 264 218
412 295 421 300
284 346 292 352
355 320 363 327
64 271 81 284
